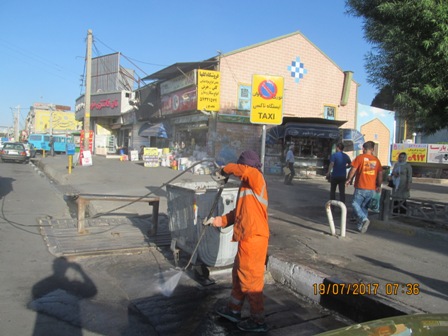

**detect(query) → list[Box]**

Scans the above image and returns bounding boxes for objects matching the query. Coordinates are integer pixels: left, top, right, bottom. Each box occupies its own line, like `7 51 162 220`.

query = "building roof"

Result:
142 59 217 81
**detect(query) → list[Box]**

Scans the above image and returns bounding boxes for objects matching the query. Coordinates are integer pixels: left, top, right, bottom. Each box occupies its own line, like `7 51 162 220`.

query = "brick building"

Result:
138 31 360 174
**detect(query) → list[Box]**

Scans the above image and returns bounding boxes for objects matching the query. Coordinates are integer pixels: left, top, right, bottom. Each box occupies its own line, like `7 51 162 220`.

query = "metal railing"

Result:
325 200 347 237
379 189 448 228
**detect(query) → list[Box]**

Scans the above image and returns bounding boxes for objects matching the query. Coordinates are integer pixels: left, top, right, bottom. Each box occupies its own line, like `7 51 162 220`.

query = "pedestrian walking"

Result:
49 135 55 157
390 152 412 214
284 144 295 185
205 150 269 332
326 142 351 204
345 141 383 233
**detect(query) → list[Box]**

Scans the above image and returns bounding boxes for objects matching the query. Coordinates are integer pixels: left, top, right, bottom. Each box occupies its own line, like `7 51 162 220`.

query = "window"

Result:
237 84 251 111
324 105 337 120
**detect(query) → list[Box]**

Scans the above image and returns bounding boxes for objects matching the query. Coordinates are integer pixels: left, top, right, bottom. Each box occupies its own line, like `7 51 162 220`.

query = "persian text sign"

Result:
427 144 448 164
250 75 284 125
391 143 427 162
197 70 220 111
161 86 197 115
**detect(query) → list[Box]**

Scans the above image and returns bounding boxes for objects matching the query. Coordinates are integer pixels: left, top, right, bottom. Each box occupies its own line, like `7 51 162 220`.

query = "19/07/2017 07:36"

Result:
313 282 420 296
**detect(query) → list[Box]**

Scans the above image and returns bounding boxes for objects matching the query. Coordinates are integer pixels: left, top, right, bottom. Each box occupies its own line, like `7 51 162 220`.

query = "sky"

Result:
0 0 376 130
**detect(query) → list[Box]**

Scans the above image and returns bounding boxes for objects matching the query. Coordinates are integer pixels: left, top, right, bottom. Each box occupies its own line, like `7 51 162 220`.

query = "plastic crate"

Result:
166 181 239 267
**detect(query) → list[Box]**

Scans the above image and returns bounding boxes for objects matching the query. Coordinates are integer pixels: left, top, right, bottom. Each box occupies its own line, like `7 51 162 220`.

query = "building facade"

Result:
75 52 142 155
356 103 396 166
75 31 360 173
136 31 359 174
25 103 80 137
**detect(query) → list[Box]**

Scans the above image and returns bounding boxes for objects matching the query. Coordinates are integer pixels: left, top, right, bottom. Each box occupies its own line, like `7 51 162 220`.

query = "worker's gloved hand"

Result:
203 217 224 227
214 168 229 181
203 217 215 226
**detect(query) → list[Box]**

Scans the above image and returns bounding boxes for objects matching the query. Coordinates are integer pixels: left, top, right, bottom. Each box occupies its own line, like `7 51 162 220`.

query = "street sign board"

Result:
66 143 76 155
197 69 220 111
250 75 284 125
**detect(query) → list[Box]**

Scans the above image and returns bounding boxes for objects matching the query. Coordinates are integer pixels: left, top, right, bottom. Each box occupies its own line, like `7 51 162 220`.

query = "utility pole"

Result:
14 105 20 141
84 29 92 151
49 104 54 135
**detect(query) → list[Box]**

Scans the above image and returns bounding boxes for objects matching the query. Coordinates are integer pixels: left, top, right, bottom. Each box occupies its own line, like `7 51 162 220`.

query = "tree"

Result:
346 0 448 134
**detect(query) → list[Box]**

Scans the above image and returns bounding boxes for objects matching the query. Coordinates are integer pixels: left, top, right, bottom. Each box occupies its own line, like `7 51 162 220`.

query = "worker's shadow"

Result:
0 177 15 199
28 257 97 335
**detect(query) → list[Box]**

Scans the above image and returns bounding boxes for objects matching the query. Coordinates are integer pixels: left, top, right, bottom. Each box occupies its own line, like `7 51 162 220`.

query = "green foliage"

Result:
346 0 448 133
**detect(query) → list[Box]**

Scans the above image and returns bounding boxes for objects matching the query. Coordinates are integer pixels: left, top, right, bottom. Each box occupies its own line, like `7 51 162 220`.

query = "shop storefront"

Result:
168 114 209 156
265 118 346 176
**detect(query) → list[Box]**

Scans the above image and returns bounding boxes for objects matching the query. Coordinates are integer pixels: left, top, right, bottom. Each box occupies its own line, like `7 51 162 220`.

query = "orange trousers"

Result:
228 235 268 323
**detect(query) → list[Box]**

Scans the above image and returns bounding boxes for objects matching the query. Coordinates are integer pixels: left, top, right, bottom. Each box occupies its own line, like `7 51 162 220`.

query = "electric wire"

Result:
0 38 64 72
0 38 77 82
90 159 221 218
0 172 150 238
0 194 51 237
95 36 168 69
1 159 222 238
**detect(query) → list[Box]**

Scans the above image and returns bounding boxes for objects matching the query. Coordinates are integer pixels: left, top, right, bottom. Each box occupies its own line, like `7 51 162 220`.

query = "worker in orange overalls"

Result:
205 150 269 333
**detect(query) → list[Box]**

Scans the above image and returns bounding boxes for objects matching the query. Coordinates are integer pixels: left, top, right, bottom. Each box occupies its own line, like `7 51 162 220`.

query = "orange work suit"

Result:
219 163 269 323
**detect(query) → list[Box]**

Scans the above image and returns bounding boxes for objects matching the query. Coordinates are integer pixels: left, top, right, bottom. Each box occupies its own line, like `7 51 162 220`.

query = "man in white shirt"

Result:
284 145 295 185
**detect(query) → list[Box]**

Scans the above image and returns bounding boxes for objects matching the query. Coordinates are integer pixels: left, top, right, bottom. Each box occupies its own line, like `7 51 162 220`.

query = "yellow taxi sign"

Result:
250 75 284 125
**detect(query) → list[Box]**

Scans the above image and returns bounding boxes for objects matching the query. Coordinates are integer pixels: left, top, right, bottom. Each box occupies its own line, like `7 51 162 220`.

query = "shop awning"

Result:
266 123 340 143
266 117 347 144
284 123 340 139
266 125 285 144
341 128 365 151
138 123 168 138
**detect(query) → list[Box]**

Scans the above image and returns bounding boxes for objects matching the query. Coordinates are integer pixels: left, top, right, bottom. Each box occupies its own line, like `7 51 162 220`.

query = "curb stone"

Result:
267 256 423 322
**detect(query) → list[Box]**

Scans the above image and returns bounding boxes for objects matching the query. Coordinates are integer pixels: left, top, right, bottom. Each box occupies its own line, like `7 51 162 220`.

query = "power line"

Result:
0 38 75 82
95 37 168 67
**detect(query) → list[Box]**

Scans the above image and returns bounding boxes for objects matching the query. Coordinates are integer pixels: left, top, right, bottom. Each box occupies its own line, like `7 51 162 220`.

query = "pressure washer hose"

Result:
90 158 223 218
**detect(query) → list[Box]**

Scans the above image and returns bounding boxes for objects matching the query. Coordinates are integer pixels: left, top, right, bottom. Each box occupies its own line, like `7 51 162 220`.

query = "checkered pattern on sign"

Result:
287 57 308 83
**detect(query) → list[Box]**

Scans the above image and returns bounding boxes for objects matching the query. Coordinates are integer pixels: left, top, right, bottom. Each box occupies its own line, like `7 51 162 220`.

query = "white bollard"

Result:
325 200 347 237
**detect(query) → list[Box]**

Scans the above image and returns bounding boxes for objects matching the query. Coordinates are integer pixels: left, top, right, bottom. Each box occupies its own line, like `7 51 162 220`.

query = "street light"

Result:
412 132 417 143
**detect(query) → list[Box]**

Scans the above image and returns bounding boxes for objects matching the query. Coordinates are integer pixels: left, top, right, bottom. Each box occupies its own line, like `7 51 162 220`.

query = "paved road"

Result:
33 156 448 323
0 162 104 335
0 161 353 335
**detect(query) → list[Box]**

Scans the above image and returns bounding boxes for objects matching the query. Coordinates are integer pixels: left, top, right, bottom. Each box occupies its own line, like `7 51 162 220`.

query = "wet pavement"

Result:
30 154 448 331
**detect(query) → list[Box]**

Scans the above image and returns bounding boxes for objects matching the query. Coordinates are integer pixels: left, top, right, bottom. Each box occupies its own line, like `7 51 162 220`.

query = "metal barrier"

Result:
325 200 347 237
379 189 448 227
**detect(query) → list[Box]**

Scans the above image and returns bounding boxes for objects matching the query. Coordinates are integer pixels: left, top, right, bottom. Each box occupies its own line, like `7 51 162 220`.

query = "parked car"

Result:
0 142 28 163
23 142 36 159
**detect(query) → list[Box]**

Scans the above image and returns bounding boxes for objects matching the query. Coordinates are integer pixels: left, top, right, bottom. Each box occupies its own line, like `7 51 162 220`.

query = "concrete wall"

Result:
214 121 262 164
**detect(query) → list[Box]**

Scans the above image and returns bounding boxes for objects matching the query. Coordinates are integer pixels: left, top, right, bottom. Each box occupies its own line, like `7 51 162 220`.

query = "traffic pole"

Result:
68 155 73 174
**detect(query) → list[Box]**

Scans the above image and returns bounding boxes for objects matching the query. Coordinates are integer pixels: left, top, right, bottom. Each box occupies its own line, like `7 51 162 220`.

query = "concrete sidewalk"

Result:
33 154 448 322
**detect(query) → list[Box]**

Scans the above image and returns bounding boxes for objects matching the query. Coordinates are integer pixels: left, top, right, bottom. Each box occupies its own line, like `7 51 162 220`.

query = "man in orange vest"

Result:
205 150 269 332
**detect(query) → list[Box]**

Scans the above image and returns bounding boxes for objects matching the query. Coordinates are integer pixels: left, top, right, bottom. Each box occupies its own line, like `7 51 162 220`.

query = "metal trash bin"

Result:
166 181 239 267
